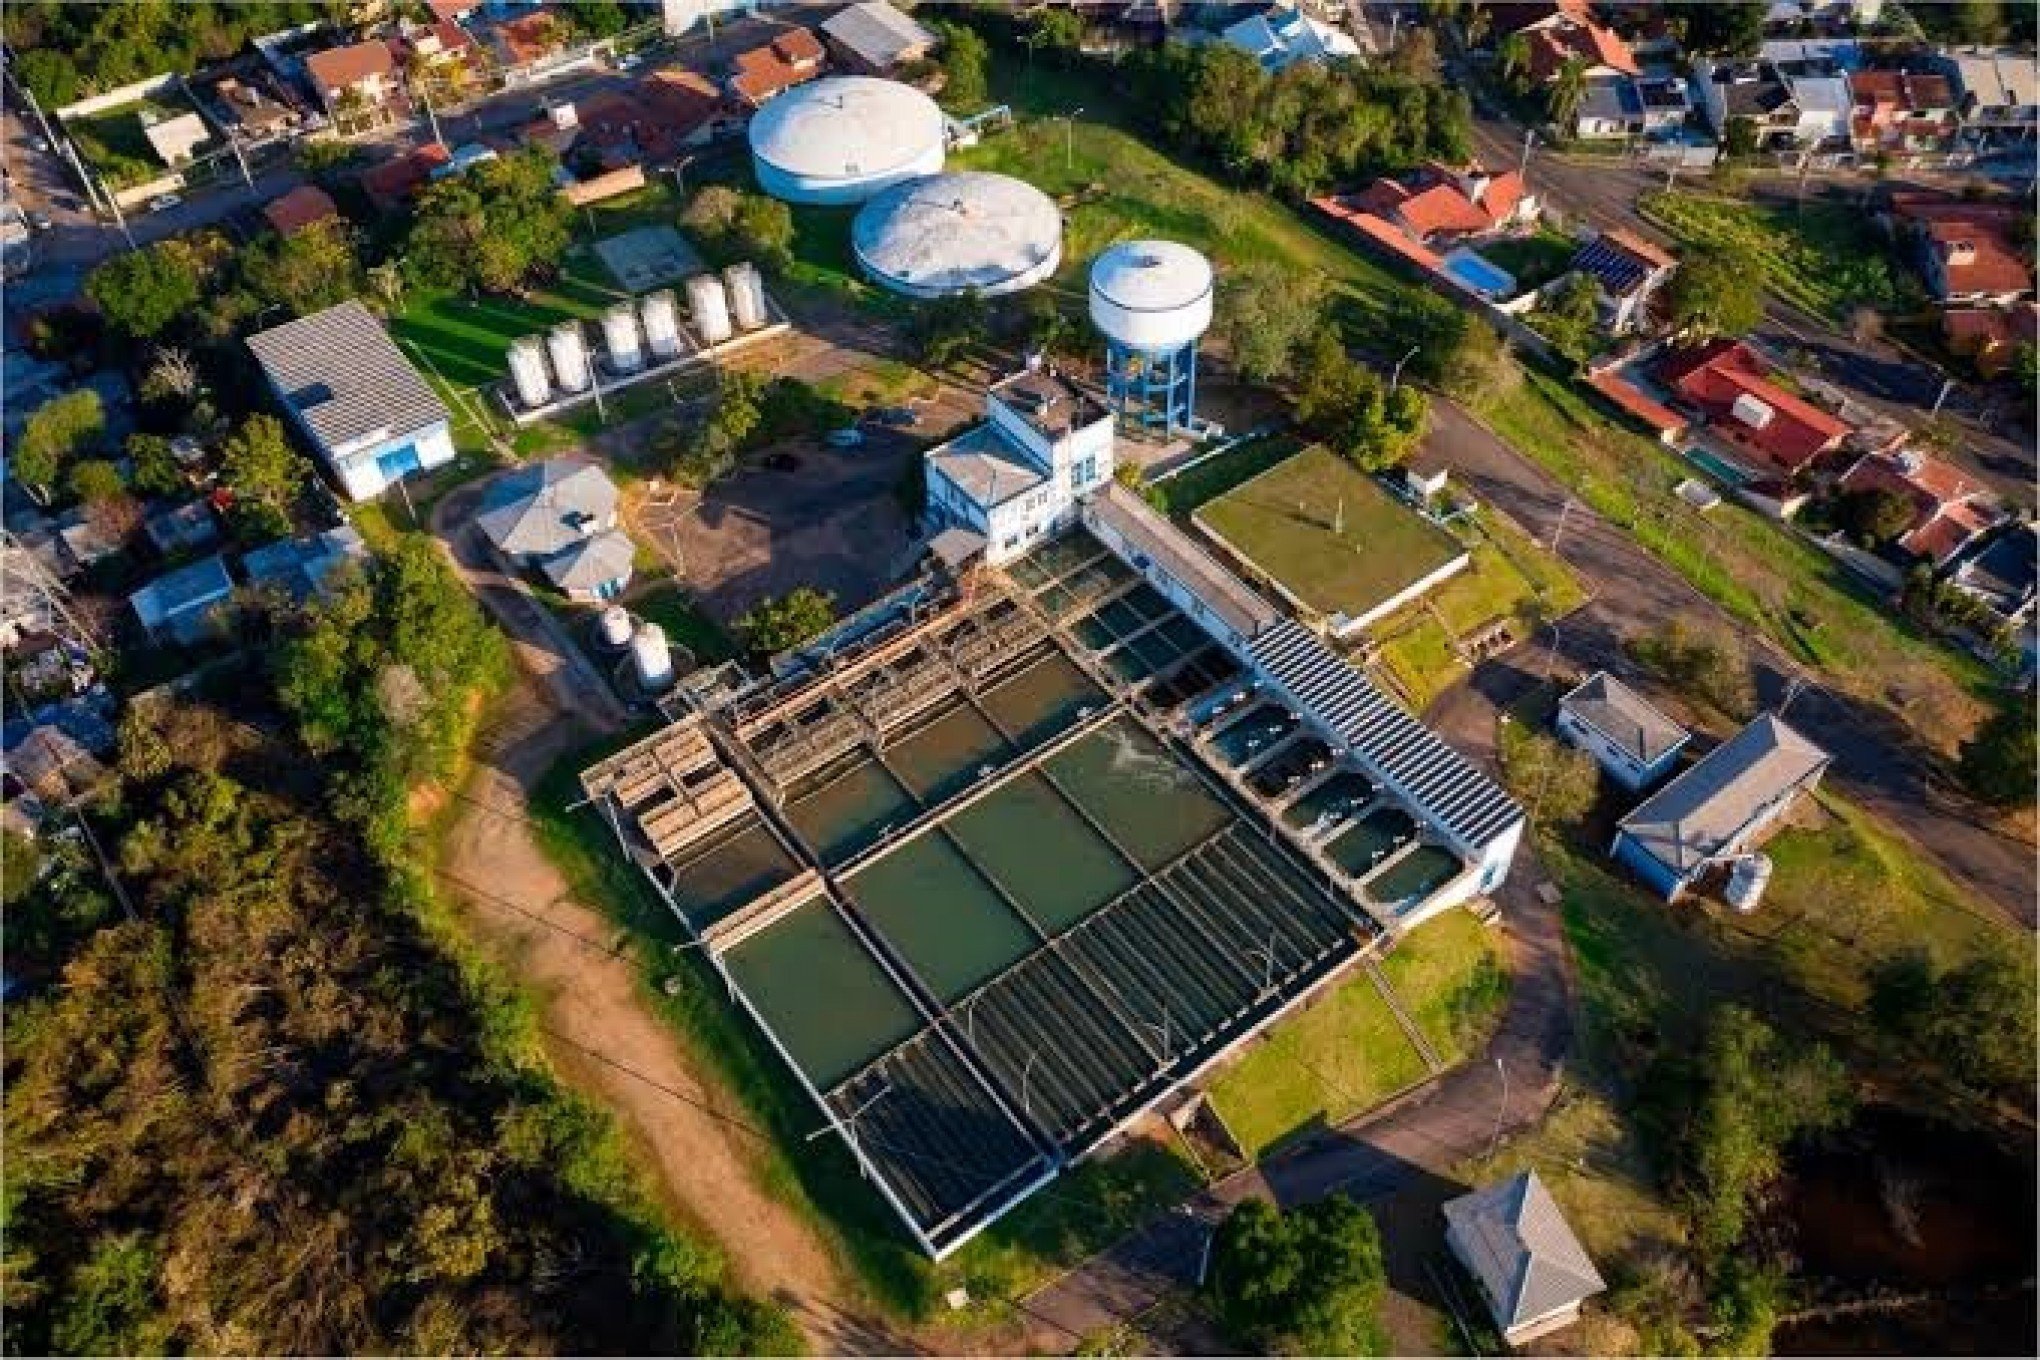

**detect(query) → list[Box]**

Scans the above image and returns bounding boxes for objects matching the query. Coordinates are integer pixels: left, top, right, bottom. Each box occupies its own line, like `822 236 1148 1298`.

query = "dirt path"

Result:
439 680 905 1355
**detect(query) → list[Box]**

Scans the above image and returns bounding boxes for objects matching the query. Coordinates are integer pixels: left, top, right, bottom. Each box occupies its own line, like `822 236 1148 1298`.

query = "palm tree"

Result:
1547 57 1588 131
1497 31 1531 93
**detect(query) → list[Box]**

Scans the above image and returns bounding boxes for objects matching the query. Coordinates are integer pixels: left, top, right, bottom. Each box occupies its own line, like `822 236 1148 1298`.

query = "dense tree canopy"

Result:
1293 332 1429 470
679 186 794 274
3 2 344 106
928 19 991 112
1529 272 1602 364
1664 246 1764 339
405 148 572 295
1680 1 1767 58
240 218 364 320
1957 692 2037 808
1207 1194 1388 1355
13 388 107 492
736 587 837 656
85 239 206 341
218 415 312 542
1216 260 1330 385
1832 484 1916 546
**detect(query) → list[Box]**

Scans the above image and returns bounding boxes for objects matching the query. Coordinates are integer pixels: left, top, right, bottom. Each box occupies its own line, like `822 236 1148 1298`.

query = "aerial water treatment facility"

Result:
581 373 1521 1259
746 75 947 205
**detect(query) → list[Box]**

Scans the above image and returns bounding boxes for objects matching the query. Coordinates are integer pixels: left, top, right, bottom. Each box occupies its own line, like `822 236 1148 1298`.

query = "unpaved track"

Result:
439 680 908 1355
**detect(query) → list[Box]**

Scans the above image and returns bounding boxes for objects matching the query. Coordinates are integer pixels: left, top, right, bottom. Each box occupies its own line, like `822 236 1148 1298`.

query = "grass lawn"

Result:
1472 367 1993 756
1377 907 1509 1065
1197 445 1465 625
1146 430 1305 515
1637 189 1911 323
1205 970 1429 1160
1378 614 1461 712
1477 228 1579 293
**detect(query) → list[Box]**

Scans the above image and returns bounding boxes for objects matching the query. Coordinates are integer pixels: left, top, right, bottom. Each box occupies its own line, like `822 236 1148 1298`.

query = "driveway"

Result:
1425 398 2035 927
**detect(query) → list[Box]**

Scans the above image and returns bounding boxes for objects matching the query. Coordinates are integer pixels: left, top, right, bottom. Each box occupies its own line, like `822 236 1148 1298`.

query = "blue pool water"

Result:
1683 446 1753 486
1440 248 1517 300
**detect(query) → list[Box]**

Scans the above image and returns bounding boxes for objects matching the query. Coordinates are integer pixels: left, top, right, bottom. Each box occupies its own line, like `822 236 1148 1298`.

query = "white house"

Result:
1221 3 1362 73
923 367 1115 566
1444 1171 1607 1347
1555 671 1690 791
141 110 212 166
246 301 456 501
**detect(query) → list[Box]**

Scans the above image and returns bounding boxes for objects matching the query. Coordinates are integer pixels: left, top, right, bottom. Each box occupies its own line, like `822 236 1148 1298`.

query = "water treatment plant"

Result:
582 377 1522 1258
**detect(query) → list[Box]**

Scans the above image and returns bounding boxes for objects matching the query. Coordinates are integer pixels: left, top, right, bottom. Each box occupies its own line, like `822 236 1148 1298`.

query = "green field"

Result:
1197 445 1466 625
1378 907 1509 1063
1638 189 1910 323
1206 970 1430 1160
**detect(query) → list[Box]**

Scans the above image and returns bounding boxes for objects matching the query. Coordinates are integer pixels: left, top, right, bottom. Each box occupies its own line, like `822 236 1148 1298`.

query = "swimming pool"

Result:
1440 247 1517 301
1683 445 1754 487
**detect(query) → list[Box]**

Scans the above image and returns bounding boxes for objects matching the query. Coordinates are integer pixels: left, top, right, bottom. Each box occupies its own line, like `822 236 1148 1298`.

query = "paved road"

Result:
1018 830 1575 1352
1468 115 2037 506
1425 398 2035 928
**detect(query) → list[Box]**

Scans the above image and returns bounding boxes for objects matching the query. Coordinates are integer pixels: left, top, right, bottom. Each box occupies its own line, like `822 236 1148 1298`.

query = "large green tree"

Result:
219 415 312 542
736 586 836 656
1217 260 1330 385
929 19 990 111
1872 945 2037 1098
13 388 106 492
240 218 363 318
1208 1194 1388 1355
1957 692 2036 808
1294 331 1428 470
1664 245 1764 338
84 240 204 341
405 147 572 295
1682 1 1767 58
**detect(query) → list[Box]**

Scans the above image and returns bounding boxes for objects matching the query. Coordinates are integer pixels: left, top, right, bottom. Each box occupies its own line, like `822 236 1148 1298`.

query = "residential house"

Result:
475 459 633 601
1771 55 1853 147
246 300 456 501
558 71 729 170
1570 228 1678 334
1495 0 1638 85
263 183 341 236
1316 162 1537 271
1759 38 1864 72
1942 302 2038 379
129 554 235 646
1694 60 1806 149
140 110 212 167
1443 1171 1607 1347
1634 74 1696 134
1951 525 2037 628
1220 3 1362 73
141 500 220 558
494 11 569 71
1929 47 2039 151
1848 69 1959 157
3 702 113 808
1573 76 1647 140
1890 198 2033 306
1836 447 1999 566
241 524 370 603
1557 670 1691 790
212 75 301 143
1612 713 1830 901
727 28 826 108
821 1 938 75
305 38 402 128
1655 339 1852 478
360 140 453 207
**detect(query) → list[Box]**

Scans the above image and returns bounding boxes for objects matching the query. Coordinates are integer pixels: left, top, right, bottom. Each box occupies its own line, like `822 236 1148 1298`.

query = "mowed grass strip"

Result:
1197 445 1464 622
1206 971 1428 1159
1376 907 1509 1065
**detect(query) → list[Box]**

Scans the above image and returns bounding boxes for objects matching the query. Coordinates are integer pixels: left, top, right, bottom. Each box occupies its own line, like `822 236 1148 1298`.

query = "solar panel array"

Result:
1246 619 1522 853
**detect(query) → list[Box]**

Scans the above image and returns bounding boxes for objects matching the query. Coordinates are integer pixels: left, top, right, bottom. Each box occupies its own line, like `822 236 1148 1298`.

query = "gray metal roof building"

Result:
821 0 936 73
242 524 369 603
1444 1170 1606 1345
245 301 449 457
475 459 619 558
540 527 635 595
1246 619 1523 855
1560 671 1689 769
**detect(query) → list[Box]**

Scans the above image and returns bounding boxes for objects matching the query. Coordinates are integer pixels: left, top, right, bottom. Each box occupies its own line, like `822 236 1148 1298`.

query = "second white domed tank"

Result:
508 335 551 409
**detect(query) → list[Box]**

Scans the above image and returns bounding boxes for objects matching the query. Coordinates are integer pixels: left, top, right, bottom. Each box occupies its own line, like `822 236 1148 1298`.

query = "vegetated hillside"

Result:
2 539 794 1356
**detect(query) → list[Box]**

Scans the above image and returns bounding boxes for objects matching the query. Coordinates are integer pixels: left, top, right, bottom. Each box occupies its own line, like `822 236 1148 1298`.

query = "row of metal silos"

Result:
506 263 773 411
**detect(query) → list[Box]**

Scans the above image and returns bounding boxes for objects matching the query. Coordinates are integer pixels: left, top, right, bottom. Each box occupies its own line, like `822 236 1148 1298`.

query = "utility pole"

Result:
1486 1057 1509 1159
1548 495 1577 555
1930 375 1956 414
418 74 445 149
1391 343 1420 393
1519 125 1535 180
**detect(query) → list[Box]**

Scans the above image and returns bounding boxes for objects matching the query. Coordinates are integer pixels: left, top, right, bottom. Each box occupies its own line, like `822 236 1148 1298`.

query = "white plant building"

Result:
923 367 1115 565
246 301 455 501
851 171 1062 299
747 76 946 205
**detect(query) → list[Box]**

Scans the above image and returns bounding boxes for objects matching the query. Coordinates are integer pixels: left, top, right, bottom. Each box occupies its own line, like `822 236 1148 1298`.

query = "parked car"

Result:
616 52 644 71
867 405 920 428
25 211 51 231
148 192 183 212
825 427 867 448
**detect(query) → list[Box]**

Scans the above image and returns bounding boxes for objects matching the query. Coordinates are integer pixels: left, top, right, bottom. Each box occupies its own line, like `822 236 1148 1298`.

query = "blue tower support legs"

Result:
1105 337 1198 435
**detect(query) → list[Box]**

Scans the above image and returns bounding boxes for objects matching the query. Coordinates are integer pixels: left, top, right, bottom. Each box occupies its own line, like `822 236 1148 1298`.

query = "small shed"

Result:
129 554 234 646
1555 671 1689 791
1611 712 1829 901
1405 457 1450 500
1443 1169 1606 1347
821 0 937 74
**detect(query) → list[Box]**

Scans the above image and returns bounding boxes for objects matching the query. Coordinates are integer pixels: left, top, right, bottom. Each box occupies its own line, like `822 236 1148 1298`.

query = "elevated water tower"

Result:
1088 239 1213 437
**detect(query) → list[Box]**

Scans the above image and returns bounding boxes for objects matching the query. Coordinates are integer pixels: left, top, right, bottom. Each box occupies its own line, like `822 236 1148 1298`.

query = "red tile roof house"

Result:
1655 339 1852 481
305 38 405 131
1943 302 2039 378
727 28 827 108
1848 70 1959 158
262 184 341 236
1891 196 2035 306
1313 163 1538 273
552 72 730 171
1836 447 2001 566
361 140 453 209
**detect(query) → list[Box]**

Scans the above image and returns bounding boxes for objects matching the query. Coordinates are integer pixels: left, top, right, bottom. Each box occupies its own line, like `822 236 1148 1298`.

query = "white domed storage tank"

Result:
724 262 767 331
547 321 592 393
640 290 682 360
851 171 1064 299
686 272 732 346
631 620 674 691
1089 240 1214 435
508 335 552 409
597 605 634 650
603 302 644 373
747 76 946 205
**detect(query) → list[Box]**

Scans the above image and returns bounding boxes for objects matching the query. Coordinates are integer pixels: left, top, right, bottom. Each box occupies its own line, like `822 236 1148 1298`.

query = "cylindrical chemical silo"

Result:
640 290 681 360
686 272 732 346
547 321 591 393
508 335 552 409
631 620 673 691
724 262 767 331
596 605 634 650
602 302 644 374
